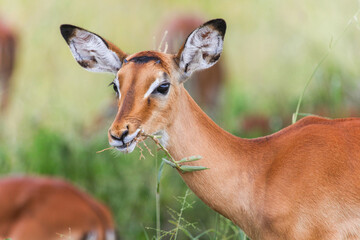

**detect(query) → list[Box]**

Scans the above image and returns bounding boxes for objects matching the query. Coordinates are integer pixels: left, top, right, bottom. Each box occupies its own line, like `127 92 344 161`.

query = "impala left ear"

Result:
175 18 226 82
60 24 127 74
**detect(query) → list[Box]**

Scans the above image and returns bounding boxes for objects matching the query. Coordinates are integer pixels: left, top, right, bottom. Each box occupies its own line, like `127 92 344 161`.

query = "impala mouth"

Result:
115 141 137 153
110 129 141 153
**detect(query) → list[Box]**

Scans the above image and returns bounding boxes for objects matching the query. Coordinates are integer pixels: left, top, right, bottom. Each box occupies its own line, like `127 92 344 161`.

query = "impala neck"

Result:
165 87 264 235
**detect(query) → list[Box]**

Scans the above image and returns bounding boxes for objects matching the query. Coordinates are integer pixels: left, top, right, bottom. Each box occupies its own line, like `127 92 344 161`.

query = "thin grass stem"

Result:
292 9 360 123
173 189 190 240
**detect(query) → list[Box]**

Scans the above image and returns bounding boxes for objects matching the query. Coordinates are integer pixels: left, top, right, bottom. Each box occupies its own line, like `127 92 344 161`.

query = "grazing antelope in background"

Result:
0 176 118 240
0 19 16 113
61 19 360 239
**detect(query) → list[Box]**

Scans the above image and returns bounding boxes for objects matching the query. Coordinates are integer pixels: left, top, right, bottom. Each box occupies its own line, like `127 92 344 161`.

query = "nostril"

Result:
110 134 122 141
120 129 129 141
110 129 129 142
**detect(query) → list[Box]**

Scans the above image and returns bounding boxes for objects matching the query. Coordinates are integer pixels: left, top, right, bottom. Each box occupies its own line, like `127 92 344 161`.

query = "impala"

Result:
0 176 117 240
61 19 360 239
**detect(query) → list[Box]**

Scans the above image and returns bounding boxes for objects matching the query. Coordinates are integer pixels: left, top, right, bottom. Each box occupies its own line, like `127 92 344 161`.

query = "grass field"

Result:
1 0 360 239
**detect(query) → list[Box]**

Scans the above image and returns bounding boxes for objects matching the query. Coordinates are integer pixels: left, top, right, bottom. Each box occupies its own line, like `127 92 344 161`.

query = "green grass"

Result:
1 0 360 239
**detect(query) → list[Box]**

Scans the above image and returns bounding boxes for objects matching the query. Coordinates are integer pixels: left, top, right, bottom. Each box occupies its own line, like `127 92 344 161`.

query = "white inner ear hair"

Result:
69 29 121 74
180 25 223 75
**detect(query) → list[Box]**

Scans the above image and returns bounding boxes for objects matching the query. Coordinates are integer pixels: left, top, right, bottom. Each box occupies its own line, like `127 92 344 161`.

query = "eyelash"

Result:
109 82 119 95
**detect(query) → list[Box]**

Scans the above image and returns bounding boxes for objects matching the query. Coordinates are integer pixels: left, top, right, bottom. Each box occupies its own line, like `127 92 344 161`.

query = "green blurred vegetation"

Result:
0 0 360 239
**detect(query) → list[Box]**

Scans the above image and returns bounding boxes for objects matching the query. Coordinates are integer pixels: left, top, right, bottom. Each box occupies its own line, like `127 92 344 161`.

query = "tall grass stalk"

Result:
292 8 360 124
214 213 219 240
173 189 191 239
156 159 165 239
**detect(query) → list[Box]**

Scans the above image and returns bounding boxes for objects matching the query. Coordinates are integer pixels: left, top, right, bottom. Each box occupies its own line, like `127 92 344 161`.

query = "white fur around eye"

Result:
143 72 166 99
114 77 121 100
144 77 162 99
69 29 121 74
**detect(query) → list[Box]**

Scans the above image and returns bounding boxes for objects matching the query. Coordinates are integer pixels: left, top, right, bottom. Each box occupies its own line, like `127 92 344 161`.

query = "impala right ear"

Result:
60 24 127 74
175 19 226 82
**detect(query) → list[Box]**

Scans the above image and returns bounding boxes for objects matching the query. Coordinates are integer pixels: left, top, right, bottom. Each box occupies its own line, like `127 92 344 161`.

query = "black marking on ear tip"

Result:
60 24 76 43
60 24 110 48
204 19 227 38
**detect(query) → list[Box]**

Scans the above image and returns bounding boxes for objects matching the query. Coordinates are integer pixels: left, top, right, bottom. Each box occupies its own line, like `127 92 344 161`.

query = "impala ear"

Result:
175 19 226 81
60 24 127 74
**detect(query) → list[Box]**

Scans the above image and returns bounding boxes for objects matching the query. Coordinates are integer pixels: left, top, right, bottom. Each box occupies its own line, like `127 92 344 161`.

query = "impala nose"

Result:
110 129 129 143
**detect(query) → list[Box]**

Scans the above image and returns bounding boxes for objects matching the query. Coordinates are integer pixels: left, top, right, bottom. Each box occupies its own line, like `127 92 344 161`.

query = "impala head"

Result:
60 19 226 153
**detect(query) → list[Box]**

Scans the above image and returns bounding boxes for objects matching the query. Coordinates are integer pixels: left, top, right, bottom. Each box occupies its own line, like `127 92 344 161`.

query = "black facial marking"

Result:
147 98 151 106
128 55 161 64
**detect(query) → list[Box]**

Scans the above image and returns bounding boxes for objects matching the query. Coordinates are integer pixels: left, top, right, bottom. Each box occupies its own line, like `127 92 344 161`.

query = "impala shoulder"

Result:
250 116 360 143
280 116 358 136
297 115 360 127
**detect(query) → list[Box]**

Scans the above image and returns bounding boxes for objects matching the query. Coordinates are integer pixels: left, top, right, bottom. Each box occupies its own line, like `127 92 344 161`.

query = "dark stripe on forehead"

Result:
124 51 171 74
128 55 161 64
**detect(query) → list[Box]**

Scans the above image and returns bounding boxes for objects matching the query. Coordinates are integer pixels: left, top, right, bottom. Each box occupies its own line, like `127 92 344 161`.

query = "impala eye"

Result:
153 83 170 95
109 82 118 95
